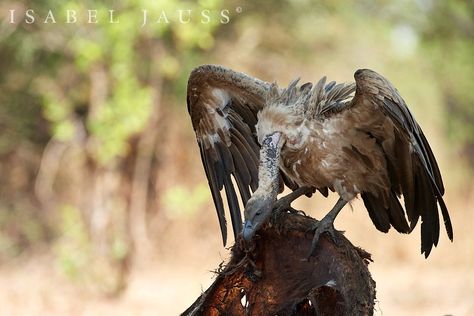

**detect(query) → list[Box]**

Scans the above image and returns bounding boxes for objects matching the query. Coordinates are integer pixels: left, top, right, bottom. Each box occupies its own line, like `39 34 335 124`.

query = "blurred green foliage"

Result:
419 0 474 163
0 0 227 292
28 0 225 164
163 183 210 217
54 204 90 279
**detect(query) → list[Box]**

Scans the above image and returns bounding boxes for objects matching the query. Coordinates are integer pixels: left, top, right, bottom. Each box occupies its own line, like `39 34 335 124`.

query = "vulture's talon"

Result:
273 187 313 213
273 197 293 214
307 218 338 257
277 206 301 215
305 221 319 234
273 202 288 214
289 208 306 216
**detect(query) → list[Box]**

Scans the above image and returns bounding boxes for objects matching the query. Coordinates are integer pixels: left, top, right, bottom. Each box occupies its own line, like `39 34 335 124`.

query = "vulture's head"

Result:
242 189 275 242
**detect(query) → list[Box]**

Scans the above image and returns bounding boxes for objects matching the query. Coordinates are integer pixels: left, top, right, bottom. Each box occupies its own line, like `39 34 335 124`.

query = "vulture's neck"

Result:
254 133 283 200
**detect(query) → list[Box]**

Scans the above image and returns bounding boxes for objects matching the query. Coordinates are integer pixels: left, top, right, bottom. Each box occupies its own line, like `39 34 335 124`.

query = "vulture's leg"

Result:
273 186 314 213
308 197 347 257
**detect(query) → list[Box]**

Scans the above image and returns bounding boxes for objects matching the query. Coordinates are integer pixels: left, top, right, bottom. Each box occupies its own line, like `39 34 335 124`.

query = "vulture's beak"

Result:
242 220 254 242
242 132 283 243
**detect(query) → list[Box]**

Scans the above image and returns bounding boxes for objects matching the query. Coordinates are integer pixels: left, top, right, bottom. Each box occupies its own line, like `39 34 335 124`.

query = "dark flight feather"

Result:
362 192 391 233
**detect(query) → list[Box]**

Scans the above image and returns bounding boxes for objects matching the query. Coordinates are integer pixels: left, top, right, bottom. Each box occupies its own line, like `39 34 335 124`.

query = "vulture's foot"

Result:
307 197 347 258
273 187 314 213
307 218 338 257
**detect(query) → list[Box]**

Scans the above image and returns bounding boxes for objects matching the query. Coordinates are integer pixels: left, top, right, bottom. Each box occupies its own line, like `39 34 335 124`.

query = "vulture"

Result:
186 64 453 258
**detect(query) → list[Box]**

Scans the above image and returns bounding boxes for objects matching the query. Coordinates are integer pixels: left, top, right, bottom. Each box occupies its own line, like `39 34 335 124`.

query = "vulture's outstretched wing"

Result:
349 69 453 257
187 65 299 245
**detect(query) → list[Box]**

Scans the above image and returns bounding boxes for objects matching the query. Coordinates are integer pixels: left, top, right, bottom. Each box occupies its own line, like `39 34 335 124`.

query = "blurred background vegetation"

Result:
0 0 473 314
